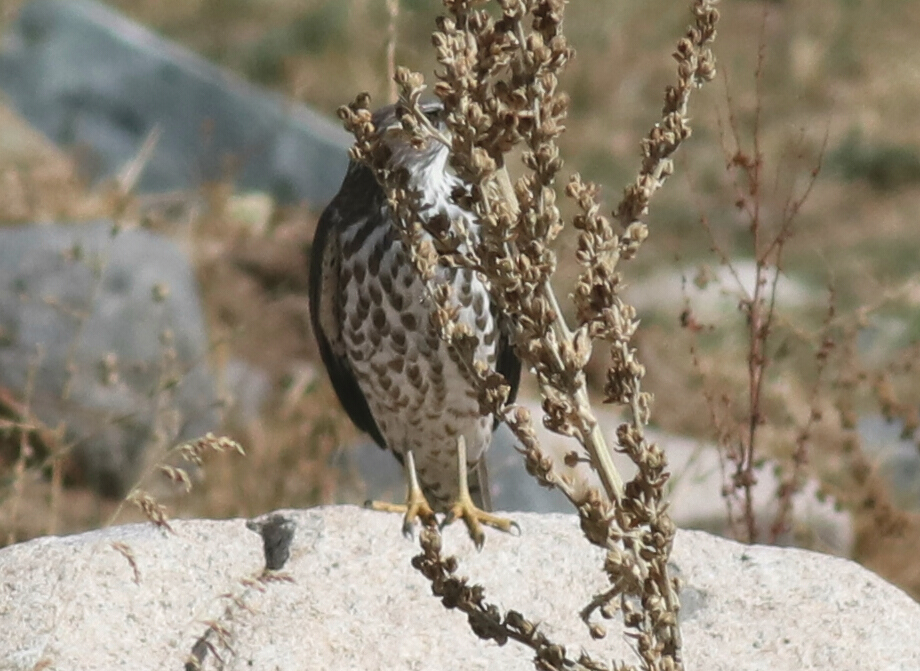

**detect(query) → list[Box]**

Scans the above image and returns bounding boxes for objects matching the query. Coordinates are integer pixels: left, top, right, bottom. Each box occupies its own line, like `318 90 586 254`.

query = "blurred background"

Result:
1 0 919 599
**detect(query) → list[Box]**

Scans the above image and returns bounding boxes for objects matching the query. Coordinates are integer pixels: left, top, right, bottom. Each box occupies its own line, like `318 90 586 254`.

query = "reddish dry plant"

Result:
684 13 825 544
681 12 920 596
185 568 296 671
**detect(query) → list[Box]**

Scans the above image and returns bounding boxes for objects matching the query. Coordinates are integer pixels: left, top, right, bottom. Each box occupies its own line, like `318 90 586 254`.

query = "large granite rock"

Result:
0 221 218 496
1 506 917 670
0 0 351 205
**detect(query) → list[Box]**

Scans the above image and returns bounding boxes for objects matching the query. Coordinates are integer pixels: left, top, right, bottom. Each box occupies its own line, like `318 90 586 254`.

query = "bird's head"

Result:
371 101 451 181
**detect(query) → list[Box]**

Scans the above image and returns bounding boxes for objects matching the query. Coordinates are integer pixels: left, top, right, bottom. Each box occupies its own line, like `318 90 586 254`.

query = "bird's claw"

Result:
442 494 518 550
369 450 438 537
368 492 437 539
402 490 438 538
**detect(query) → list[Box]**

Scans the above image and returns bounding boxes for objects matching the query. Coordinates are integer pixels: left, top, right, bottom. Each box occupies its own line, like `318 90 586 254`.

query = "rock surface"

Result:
1 506 917 670
0 221 218 496
0 0 351 205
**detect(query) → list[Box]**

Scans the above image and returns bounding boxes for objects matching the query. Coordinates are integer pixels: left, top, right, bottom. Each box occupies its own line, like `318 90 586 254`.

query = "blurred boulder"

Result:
625 260 816 324
859 414 920 512
0 0 351 206
351 398 854 555
0 221 218 496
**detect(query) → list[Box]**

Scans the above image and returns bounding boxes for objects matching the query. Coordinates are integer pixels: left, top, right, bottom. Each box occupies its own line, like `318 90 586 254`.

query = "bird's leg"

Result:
442 436 518 549
369 449 437 537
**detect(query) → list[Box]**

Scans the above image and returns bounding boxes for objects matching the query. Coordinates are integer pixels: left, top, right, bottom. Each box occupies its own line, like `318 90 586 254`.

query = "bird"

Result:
308 101 521 546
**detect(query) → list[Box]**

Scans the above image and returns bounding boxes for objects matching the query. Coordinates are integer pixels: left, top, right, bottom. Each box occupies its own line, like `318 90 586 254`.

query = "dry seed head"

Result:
98 352 119 386
159 464 192 492
110 541 141 584
127 489 172 532
178 433 245 465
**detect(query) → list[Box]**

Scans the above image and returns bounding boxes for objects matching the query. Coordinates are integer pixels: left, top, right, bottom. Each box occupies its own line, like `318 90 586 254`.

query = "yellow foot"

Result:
442 491 519 550
367 449 437 538
443 435 518 549
368 489 437 538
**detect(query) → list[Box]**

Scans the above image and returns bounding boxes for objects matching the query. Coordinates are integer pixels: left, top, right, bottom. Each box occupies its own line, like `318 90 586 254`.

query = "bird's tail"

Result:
468 460 493 512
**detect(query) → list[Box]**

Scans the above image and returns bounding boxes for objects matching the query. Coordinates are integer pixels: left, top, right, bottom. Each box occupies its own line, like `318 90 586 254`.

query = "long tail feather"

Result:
468 460 493 512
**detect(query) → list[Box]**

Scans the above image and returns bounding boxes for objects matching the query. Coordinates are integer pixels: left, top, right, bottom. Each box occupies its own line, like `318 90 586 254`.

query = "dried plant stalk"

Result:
340 1 719 669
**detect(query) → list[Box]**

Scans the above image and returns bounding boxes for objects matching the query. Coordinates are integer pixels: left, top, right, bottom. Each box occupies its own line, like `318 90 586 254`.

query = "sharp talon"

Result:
370 450 437 540
371 443 520 547
434 436 518 547
442 496 517 548
440 512 456 530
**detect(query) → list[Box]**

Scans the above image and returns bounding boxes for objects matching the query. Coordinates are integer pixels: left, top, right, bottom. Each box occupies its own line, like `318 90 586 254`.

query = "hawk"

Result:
309 102 521 546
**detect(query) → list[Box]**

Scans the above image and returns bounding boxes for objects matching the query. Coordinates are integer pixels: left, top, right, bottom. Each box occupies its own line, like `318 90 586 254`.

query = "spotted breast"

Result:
309 103 520 513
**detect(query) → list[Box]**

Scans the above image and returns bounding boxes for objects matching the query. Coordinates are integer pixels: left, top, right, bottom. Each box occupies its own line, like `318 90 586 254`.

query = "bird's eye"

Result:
423 107 443 124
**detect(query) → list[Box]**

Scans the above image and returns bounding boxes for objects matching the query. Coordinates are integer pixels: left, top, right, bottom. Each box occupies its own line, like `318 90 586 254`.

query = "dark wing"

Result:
494 312 522 427
308 163 387 449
